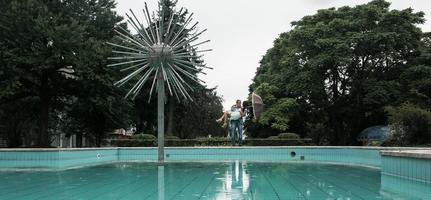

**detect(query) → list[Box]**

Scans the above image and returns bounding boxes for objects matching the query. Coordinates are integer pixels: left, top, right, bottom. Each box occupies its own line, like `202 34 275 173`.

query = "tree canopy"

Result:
247 0 431 145
0 0 224 147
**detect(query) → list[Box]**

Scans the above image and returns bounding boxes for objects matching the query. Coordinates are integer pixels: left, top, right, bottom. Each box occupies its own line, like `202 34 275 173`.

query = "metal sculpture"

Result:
108 1 211 163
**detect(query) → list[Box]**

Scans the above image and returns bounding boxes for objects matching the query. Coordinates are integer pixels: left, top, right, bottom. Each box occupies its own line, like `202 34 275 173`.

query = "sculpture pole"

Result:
157 70 165 163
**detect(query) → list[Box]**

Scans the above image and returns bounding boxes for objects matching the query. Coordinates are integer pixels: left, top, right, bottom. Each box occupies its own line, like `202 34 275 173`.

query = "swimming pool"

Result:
0 161 419 199
0 147 430 199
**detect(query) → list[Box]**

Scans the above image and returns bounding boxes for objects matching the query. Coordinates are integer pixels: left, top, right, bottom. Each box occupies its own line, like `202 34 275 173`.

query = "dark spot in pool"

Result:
290 151 296 157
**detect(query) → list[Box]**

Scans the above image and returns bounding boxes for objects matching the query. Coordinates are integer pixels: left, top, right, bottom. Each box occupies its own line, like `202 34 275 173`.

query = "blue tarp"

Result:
357 126 391 141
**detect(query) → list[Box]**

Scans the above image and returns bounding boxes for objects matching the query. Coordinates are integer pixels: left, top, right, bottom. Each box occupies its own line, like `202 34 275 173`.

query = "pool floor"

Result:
0 161 422 200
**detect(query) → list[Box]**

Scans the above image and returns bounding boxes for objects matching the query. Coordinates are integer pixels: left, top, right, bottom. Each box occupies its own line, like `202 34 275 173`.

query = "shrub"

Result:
131 134 156 140
245 138 311 146
109 137 313 147
365 141 383 146
385 103 431 146
165 135 180 140
165 139 196 147
197 137 231 146
111 139 156 147
278 133 300 139
306 122 331 145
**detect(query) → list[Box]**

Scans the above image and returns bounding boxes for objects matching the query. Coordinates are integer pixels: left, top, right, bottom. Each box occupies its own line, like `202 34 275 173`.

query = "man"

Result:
217 100 244 145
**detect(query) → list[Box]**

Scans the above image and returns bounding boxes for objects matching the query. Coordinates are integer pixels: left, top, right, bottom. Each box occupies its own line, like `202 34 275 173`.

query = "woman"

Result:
216 100 244 145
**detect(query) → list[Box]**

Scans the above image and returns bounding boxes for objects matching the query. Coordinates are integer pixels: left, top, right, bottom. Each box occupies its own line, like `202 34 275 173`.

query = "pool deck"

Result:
0 146 430 151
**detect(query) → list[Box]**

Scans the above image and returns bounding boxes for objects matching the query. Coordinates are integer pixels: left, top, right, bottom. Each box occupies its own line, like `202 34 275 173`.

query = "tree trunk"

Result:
95 115 106 147
137 114 144 134
76 132 82 147
38 73 50 147
166 96 175 136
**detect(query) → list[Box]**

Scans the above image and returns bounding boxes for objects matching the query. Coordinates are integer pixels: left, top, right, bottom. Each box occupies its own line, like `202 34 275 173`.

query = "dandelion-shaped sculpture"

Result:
107 1 211 163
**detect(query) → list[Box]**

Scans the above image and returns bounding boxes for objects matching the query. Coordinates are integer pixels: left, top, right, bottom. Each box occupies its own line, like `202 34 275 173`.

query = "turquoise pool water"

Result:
0 161 425 200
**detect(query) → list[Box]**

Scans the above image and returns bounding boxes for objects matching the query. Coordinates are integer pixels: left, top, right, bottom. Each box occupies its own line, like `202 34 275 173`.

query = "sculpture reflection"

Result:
158 165 164 200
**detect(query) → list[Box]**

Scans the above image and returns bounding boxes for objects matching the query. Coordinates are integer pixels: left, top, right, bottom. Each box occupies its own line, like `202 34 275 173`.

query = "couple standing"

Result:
217 100 245 145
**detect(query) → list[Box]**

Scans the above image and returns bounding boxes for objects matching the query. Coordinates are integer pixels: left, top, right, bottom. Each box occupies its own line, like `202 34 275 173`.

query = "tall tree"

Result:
0 0 131 147
126 0 224 139
62 0 132 147
248 0 428 145
1 0 85 147
173 86 225 139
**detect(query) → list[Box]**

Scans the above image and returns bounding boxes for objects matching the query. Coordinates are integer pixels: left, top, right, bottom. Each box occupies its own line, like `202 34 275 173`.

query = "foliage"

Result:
0 0 132 147
165 135 180 140
0 99 39 147
112 139 156 147
247 0 430 145
130 0 225 140
364 141 383 146
0 0 224 147
277 133 300 139
385 103 431 146
1 0 85 146
110 137 312 147
306 122 331 145
259 98 297 132
132 134 157 140
171 86 225 139
244 138 311 146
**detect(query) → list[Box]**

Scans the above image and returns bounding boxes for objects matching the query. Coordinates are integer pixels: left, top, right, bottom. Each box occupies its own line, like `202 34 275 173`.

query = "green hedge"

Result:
277 133 300 139
110 137 312 147
244 138 310 146
165 135 180 140
131 134 156 140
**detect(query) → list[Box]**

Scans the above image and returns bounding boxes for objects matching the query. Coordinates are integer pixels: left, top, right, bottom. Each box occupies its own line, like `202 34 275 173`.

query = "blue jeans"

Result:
229 120 243 145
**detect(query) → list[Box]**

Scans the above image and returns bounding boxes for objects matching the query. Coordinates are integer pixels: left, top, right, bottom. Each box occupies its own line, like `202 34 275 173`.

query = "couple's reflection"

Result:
157 161 250 200
230 160 249 193
216 161 250 199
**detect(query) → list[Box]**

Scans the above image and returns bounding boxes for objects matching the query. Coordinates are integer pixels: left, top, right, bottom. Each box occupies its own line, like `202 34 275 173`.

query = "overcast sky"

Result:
115 0 431 109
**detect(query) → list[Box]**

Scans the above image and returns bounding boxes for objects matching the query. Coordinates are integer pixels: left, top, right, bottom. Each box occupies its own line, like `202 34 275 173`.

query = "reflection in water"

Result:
153 162 251 200
209 162 411 200
216 161 250 200
0 162 425 200
381 173 431 199
158 165 164 200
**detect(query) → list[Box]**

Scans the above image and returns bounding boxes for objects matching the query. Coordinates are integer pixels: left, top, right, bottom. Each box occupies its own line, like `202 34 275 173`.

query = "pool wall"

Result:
380 151 431 198
381 154 431 184
0 146 426 170
2 147 429 199
119 147 382 167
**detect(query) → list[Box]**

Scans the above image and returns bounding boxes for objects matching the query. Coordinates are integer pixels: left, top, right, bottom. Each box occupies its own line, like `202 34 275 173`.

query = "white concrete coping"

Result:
0 146 430 152
381 150 431 160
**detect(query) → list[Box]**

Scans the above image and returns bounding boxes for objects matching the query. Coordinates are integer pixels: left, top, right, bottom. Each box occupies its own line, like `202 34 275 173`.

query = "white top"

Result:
230 106 242 120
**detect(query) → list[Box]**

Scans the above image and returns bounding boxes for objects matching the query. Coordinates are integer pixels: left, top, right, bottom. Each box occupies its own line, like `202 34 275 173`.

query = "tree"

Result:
248 0 428 145
124 0 224 139
1 0 86 147
0 0 131 147
172 86 225 139
1 0 222 147
245 82 298 138
386 103 431 146
399 32 431 108
62 0 132 147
